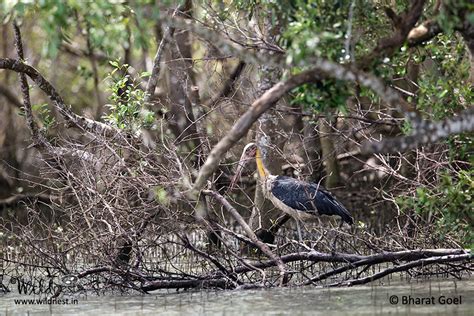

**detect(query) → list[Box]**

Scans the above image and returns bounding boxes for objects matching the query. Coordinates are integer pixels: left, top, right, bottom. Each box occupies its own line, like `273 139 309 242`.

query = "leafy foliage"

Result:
411 34 473 120
104 61 154 132
437 0 474 34
2 0 160 58
279 0 359 113
18 103 56 131
280 0 354 65
291 80 350 113
396 170 474 247
447 133 474 164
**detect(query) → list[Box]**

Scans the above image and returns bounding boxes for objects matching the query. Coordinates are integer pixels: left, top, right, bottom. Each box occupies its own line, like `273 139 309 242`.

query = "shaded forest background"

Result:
0 0 472 293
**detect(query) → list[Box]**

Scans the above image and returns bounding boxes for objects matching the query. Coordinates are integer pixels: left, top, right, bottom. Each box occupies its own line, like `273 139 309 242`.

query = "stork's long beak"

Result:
228 151 253 191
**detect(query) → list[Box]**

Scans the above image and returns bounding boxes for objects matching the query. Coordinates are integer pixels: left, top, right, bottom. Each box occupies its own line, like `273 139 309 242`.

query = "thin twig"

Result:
203 189 289 286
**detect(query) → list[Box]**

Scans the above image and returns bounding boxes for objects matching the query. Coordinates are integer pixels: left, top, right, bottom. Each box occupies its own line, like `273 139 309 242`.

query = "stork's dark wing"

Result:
270 176 353 225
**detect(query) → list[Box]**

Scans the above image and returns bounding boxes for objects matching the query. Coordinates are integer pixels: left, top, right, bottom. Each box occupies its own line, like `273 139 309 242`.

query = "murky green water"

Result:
1 279 473 315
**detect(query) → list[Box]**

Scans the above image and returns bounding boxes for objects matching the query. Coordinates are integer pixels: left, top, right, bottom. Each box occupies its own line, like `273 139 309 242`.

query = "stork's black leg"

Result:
255 214 291 245
208 229 222 248
339 219 344 229
256 229 276 244
242 229 275 255
270 214 291 235
115 236 132 267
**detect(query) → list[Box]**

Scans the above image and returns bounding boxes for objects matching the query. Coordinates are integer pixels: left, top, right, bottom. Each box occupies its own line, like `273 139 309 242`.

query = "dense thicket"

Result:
0 0 472 293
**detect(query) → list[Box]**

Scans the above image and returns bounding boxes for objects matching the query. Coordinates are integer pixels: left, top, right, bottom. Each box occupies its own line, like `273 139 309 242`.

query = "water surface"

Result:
1 278 473 315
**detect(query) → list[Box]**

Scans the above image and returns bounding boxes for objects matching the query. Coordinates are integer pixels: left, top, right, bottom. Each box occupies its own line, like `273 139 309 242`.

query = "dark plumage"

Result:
231 142 354 228
271 175 354 225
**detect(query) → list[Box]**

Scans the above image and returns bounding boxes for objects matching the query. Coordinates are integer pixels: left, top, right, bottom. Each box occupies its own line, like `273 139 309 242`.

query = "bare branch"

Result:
167 17 283 66
203 189 288 285
362 106 474 153
179 234 239 284
60 43 108 63
0 193 54 207
205 61 246 107
13 21 50 149
144 5 183 104
327 253 472 287
192 58 418 192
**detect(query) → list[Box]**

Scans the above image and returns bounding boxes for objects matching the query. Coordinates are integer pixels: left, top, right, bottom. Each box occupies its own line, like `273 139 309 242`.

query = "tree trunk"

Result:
303 117 324 182
318 115 341 188
164 0 201 156
0 26 18 196
398 59 419 178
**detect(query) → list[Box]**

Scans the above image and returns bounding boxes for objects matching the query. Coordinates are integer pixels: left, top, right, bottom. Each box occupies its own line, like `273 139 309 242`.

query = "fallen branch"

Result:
142 278 231 292
327 253 472 287
301 248 470 285
228 248 470 276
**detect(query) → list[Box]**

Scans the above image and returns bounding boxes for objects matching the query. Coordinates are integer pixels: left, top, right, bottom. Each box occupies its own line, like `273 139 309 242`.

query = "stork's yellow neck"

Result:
256 148 268 178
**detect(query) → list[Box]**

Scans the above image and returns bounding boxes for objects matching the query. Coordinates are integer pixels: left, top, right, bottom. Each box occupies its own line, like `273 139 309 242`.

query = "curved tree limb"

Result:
192 71 315 192
8 23 103 164
362 106 474 153
190 1 433 185
0 58 126 140
192 58 420 192
13 21 50 149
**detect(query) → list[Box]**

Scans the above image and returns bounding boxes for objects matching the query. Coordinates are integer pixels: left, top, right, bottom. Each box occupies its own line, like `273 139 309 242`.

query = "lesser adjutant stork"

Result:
231 142 354 230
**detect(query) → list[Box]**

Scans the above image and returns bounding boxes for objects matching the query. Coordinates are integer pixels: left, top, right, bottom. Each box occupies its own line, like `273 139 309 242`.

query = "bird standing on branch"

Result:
230 142 353 239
